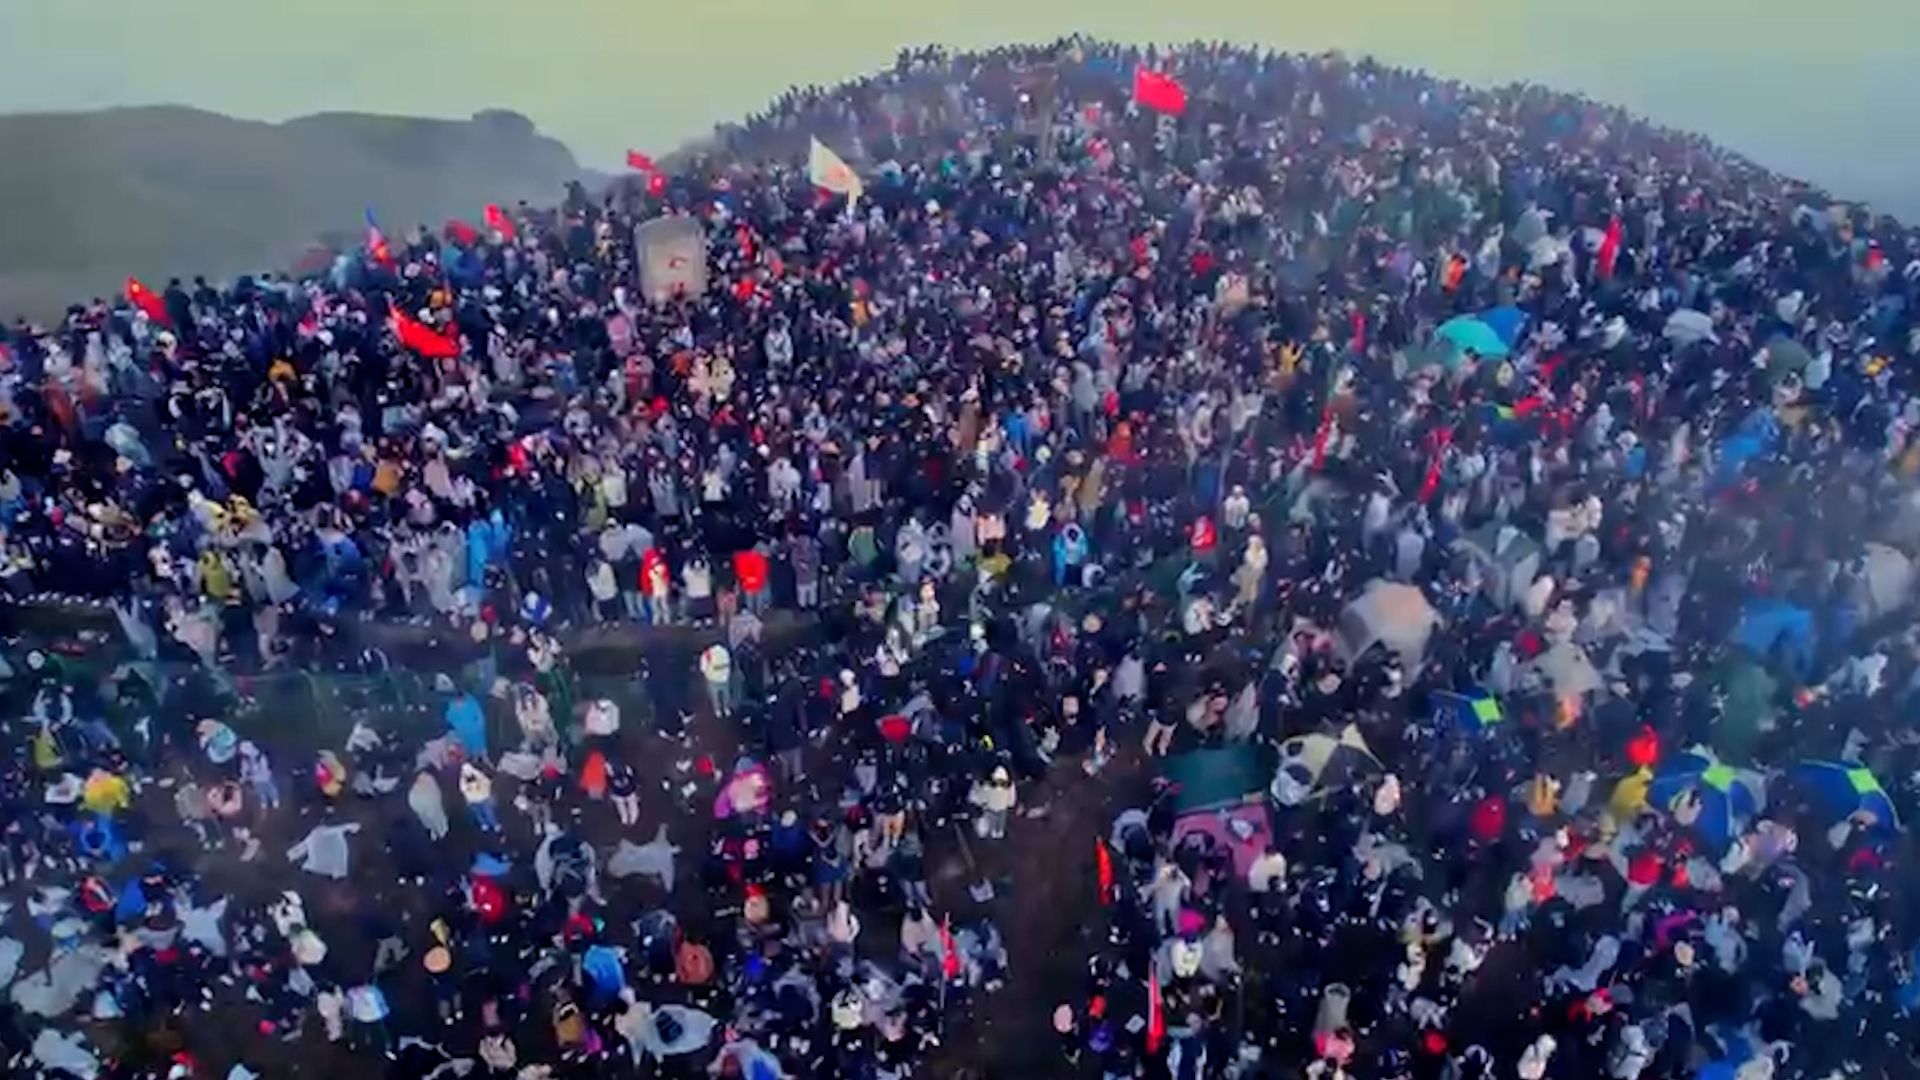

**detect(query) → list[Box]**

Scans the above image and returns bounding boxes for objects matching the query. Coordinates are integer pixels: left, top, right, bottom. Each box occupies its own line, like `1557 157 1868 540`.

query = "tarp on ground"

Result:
1162 745 1270 815
1172 802 1273 878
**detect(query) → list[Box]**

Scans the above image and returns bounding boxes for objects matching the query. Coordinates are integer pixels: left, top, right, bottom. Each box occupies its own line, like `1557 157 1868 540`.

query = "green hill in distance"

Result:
0 105 598 320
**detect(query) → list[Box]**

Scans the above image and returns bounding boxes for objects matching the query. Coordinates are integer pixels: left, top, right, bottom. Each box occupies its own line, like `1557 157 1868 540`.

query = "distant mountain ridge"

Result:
0 105 598 320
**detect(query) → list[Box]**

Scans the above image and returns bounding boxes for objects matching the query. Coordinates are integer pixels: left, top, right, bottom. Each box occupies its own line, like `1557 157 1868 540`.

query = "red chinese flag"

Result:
1596 215 1623 281
626 150 656 173
1146 971 1166 1054
445 219 480 247
484 203 516 239
1133 68 1188 116
1095 839 1114 905
389 304 462 360
125 277 171 327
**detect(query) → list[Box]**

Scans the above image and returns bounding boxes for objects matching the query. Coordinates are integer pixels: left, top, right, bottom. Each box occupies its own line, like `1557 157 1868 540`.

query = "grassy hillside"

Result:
0 106 596 319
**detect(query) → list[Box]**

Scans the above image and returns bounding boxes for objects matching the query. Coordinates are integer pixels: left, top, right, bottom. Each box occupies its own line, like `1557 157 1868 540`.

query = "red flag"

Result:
445 219 480 247
626 150 656 173
388 304 461 360
1133 68 1188 115
484 203 516 239
1417 426 1455 504
364 209 395 268
1095 839 1114 905
940 916 960 979
1146 971 1166 1054
125 277 170 327
646 172 668 198
1596 215 1623 281
1309 404 1335 471
1626 725 1660 769
1442 254 1467 292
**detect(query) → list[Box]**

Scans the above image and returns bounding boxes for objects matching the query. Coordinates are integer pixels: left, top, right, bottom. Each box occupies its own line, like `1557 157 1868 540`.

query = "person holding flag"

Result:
364 208 395 269
124 276 171 327
484 203 516 239
809 137 865 212
388 303 461 360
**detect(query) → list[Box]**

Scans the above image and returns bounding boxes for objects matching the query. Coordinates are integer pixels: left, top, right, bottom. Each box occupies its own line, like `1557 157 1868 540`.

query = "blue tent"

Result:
1647 751 1763 851
1793 762 1901 832
1431 689 1505 733
1435 316 1512 365
1730 600 1815 677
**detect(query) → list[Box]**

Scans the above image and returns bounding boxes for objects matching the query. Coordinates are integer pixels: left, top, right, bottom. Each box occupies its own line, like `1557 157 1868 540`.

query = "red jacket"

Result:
734 550 769 595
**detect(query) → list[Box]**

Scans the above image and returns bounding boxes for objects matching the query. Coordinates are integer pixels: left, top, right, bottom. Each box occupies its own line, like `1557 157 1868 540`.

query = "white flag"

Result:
809 137 864 212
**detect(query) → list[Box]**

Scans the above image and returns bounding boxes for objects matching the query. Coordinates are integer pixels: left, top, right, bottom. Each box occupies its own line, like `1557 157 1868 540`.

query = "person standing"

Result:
460 762 502 835
700 642 735 719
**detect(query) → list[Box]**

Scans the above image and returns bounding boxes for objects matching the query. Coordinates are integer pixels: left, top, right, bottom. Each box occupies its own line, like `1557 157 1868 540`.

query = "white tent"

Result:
1336 580 1440 669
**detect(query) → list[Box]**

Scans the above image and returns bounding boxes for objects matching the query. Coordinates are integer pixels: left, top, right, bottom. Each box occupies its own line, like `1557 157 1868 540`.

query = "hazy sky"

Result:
3 0 1917 217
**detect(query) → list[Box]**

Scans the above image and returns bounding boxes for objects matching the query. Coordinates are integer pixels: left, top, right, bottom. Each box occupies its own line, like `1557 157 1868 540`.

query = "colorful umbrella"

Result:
1272 724 1381 804
1792 762 1900 833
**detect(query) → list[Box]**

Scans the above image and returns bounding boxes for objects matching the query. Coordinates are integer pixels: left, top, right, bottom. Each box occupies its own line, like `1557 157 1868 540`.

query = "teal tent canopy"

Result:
1435 316 1512 364
1162 746 1271 815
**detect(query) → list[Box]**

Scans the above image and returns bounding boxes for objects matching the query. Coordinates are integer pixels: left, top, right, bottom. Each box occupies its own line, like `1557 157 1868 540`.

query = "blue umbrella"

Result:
1435 316 1511 364
1793 762 1901 832
1647 750 1763 851
1477 305 1529 349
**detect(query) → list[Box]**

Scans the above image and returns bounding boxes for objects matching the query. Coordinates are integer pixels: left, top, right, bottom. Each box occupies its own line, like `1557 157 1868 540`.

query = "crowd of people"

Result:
2 35 1920 1080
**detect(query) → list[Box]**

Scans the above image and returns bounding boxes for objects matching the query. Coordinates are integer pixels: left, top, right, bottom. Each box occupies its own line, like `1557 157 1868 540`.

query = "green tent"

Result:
1162 745 1272 815
1711 658 1778 764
